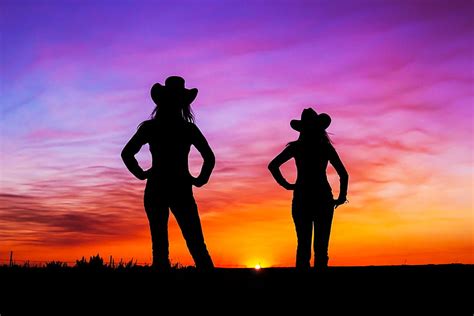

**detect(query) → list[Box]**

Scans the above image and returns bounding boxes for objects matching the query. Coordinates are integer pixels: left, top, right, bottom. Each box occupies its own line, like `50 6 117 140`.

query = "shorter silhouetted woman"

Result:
121 76 214 270
269 108 348 269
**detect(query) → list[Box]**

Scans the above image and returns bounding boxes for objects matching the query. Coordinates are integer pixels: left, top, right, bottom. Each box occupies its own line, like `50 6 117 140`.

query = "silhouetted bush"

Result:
45 261 68 269
116 258 137 270
75 254 105 270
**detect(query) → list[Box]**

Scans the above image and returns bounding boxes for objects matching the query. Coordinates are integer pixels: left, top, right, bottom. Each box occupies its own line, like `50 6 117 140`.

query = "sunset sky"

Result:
1 0 472 267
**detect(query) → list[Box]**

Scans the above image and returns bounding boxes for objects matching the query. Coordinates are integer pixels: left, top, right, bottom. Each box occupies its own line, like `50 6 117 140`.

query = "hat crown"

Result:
165 76 186 89
301 108 319 122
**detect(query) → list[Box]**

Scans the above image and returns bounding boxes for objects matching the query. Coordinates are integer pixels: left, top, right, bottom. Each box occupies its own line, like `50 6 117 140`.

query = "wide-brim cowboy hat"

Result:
151 76 198 105
290 107 331 131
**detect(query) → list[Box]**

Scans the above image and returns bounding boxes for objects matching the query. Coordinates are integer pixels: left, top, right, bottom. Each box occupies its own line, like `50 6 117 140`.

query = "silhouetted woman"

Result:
121 76 214 270
268 108 348 269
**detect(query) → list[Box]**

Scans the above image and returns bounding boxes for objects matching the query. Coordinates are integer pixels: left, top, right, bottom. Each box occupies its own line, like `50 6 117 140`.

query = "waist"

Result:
295 176 331 186
293 188 333 201
145 176 193 192
147 169 192 183
148 167 190 177
294 180 332 194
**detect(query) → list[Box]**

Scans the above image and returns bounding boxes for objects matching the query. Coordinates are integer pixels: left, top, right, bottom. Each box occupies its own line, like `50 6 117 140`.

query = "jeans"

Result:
292 191 334 269
144 180 213 270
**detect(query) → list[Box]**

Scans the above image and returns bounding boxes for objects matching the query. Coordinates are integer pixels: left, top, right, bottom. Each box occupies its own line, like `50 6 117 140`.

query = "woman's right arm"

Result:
268 145 295 190
121 123 149 180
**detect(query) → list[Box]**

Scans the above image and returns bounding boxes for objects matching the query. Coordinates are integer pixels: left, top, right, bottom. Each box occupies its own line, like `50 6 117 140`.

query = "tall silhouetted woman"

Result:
269 108 348 269
121 76 214 270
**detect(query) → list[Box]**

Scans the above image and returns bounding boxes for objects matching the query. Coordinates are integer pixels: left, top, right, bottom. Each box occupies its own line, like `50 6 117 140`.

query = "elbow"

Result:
206 151 216 168
268 161 277 173
120 148 129 162
340 171 349 182
209 150 216 165
210 155 216 169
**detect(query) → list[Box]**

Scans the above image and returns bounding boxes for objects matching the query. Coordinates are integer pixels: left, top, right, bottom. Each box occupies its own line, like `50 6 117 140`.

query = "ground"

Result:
1 264 471 314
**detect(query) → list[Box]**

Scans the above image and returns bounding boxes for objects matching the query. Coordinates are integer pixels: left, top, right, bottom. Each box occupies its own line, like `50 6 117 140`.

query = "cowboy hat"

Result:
151 76 198 105
290 108 331 131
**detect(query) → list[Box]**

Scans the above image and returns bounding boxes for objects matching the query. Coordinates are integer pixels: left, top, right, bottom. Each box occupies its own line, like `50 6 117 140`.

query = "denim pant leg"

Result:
170 190 214 270
314 200 335 268
144 188 170 269
292 194 313 269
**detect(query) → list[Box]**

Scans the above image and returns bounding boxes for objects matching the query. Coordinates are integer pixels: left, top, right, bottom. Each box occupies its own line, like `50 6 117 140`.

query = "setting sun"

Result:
255 264 262 270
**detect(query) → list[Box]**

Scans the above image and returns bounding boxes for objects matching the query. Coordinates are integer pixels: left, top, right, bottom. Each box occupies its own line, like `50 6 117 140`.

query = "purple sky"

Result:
1 0 473 266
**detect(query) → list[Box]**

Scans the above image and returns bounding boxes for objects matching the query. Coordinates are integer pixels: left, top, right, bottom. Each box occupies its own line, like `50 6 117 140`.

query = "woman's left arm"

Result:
268 146 295 190
121 124 149 180
191 125 215 187
329 146 349 207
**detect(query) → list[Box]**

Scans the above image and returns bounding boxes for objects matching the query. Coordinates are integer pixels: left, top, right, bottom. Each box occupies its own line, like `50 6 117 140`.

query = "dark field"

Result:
1 264 472 314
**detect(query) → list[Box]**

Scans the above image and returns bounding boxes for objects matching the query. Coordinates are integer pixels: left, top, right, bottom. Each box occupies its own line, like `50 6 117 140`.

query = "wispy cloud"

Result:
1 0 472 265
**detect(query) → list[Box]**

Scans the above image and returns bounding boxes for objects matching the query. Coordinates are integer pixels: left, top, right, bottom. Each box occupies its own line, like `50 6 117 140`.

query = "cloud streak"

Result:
1 0 472 266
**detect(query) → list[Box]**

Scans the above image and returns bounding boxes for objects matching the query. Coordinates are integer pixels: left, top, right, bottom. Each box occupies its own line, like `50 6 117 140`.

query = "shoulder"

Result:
136 119 156 138
186 122 202 135
185 121 197 129
281 141 298 156
286 140 300 151
138 119 154 130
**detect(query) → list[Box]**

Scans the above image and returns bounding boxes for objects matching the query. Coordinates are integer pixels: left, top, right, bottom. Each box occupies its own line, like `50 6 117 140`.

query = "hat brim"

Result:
186 88 198 104
290 120 303 131
290 114 331 131
152 84 198 104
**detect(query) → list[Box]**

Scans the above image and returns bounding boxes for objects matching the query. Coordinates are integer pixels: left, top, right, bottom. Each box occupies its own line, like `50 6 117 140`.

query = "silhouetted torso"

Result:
289 140 335 199
140 118 196 185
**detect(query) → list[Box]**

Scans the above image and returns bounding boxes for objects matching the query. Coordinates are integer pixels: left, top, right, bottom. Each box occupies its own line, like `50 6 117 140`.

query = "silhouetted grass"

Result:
1 253 189 271
45 260 68 269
